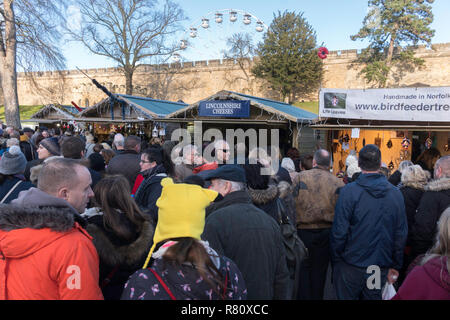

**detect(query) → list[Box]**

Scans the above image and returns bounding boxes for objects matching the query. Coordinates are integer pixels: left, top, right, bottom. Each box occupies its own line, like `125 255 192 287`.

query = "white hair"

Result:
281 157 295 173
217 178 245 192
113 133 125 147
6 138 19 147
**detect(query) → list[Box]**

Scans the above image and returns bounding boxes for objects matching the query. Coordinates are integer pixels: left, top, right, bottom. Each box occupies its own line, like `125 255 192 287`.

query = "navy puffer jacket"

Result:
330 173 408 270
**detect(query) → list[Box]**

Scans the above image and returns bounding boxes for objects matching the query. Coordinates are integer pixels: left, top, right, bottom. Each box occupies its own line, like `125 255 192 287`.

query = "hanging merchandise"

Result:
159 126 166 137
374 134 381 148
152 126 158 137
401 137 411 150
425 132 433 149
387 139 393 149
342 142 349 151
388 160 395 171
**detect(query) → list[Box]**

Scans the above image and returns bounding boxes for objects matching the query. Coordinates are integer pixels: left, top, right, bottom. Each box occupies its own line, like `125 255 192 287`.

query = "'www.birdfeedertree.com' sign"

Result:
199 100 250 118
319 87 450 122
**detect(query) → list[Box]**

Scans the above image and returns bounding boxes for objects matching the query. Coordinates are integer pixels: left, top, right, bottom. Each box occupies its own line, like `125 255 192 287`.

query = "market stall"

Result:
313 87 450 175
165 90 322 156
25 103 85 131
76 94 187 141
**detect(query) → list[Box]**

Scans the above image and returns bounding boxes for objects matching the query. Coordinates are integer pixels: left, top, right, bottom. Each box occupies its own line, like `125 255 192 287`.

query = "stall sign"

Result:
319 87 450 122
199 100 250 118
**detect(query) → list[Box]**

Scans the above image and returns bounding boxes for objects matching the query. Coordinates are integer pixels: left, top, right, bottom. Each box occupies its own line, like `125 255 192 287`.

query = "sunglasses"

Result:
218 149 230 153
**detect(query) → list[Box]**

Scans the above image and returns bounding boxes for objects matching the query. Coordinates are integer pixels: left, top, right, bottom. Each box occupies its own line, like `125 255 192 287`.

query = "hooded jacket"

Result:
331 173 408 270
393 256 450 300
411 177 450 257
0 188 103 300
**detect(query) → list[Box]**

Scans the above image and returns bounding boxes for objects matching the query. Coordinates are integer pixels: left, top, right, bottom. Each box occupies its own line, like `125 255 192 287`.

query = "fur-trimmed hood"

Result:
248 184 278 205
85 212 154 268
0 204 90 260
425 177 450 192
0 203 75 232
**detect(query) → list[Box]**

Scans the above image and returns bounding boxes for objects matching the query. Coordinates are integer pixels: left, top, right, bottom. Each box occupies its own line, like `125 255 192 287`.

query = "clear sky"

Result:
62 0 450 70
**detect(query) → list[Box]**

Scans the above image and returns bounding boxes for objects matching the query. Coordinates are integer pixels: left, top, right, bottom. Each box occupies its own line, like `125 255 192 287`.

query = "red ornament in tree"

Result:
318 47 329 59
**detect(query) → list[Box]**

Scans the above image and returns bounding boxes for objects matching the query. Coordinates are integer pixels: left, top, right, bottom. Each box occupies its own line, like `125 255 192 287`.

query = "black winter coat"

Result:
19 140 37 162
411 177 450 257
82 208 154 300
400 186 424 245
202 190 290 300
106 150 141 191
134 165 167 224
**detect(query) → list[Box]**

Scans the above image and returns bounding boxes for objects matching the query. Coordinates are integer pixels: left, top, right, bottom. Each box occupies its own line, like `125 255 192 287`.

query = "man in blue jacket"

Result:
330 144 407 300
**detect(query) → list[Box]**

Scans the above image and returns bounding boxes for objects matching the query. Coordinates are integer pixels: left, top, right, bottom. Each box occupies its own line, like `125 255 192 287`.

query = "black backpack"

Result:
276 198 308 299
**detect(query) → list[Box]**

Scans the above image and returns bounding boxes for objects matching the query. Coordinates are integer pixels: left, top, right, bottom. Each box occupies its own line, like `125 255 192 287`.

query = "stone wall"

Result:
15 43 450 107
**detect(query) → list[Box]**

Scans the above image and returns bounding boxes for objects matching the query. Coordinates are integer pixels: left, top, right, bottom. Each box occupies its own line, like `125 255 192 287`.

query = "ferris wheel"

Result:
172 9 269 63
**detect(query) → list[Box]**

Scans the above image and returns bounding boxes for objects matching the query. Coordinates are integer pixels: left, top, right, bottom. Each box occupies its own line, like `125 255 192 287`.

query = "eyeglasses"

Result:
140 160 152 163
218 149 230 153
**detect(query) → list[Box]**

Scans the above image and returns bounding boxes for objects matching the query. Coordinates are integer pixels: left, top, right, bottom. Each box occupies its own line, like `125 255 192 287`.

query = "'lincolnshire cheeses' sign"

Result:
199 100 250 118
319 87 450 122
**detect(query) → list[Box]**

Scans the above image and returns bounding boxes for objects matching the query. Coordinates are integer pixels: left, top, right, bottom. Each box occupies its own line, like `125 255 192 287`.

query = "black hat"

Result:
201 164 246 183
23 127 34 133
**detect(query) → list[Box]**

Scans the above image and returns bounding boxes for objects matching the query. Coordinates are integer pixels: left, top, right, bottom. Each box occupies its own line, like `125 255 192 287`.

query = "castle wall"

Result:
16 43 450 107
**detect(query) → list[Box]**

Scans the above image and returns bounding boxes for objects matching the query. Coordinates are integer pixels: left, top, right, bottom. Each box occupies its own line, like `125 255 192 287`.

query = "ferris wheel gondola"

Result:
172 9 268 62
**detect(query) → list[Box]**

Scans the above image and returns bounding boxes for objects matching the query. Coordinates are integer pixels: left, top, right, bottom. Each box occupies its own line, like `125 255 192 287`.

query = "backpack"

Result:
276 197 308 298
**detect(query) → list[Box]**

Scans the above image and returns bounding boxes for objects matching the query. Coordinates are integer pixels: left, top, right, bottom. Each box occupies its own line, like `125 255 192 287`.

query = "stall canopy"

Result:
166 90 318 123
27 104 84 123
77 94 188 122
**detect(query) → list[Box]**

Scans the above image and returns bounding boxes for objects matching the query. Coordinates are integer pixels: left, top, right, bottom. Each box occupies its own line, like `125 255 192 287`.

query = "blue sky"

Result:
63 0 450 70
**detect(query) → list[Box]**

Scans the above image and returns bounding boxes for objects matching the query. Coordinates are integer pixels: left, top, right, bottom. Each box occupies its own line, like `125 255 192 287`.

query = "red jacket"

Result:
192 162 218 174
0 193 104 300
392 256 450 300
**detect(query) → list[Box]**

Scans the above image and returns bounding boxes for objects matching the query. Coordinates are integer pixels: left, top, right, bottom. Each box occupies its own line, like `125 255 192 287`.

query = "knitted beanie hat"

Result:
142 177 218 269
0 145 27 175
39 137 61 156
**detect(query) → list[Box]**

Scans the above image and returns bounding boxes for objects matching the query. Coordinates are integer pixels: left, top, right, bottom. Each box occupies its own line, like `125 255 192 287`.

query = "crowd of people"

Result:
0 124 448 300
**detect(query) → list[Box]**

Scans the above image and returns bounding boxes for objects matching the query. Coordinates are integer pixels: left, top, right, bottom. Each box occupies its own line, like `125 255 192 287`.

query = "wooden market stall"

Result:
314 87 450 175
75 94 188 141
164 90 322 156
25 103 85 131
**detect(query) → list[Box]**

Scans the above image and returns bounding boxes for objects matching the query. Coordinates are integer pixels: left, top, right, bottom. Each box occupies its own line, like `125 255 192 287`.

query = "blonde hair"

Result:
421 207 450 274
401 164 430 190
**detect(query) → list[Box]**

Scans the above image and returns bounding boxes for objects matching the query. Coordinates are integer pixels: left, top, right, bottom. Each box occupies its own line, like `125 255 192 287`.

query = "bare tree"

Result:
224 33 256 91
0 0 67 128
69 0 185 95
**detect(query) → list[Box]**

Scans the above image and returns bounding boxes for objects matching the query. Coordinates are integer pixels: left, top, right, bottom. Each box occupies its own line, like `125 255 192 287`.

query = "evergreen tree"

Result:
351 0 435 87
251 11 323 104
